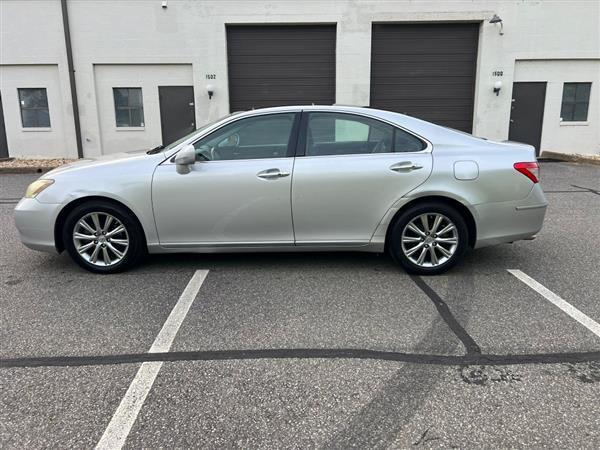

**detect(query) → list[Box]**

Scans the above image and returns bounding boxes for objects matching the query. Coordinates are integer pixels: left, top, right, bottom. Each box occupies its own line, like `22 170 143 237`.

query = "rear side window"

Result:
305 112 425 156
306 113 394 156
395 128 426 152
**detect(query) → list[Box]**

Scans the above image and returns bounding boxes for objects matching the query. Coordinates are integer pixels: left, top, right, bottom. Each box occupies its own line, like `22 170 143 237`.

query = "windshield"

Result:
161 113 241 151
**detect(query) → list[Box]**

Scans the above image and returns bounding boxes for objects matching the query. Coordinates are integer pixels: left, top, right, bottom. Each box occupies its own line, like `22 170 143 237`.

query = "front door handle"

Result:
257 168 290 179
389 161 423 172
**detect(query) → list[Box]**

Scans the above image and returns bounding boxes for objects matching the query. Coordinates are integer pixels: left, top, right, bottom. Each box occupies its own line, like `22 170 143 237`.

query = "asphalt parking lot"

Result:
1 161 599 448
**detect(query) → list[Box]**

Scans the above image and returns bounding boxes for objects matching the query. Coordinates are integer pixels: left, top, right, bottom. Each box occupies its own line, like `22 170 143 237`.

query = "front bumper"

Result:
14 198 60 254
474 185 548 249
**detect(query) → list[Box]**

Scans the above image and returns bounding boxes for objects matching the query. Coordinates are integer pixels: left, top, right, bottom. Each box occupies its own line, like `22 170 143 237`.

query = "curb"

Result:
540 151 600 166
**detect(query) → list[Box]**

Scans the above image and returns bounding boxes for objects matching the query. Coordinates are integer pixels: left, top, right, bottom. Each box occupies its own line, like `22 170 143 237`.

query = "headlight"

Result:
25 179 54 198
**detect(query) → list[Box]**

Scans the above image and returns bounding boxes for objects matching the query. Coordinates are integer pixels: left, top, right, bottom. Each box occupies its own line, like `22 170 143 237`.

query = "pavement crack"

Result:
410 275 482 354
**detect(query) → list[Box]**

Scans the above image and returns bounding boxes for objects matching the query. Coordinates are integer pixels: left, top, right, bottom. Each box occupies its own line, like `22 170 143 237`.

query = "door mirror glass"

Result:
174 144 196 174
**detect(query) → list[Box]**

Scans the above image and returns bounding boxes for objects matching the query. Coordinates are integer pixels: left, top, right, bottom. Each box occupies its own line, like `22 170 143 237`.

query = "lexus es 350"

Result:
14 106 547 274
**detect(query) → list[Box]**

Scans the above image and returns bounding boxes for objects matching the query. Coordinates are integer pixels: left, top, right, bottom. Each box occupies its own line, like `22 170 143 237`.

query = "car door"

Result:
291 111 433 244
152 112 299 247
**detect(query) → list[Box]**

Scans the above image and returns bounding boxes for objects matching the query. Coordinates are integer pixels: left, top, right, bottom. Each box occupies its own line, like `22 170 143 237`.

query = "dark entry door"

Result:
0 91 9 158
159 86 196 146
509 82 547 155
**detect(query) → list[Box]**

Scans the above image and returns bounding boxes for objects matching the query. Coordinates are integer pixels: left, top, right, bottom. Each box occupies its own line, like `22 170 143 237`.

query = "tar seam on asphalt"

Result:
1 349 599 369
410 275 482 354
543 190 589 194
571 184 600 196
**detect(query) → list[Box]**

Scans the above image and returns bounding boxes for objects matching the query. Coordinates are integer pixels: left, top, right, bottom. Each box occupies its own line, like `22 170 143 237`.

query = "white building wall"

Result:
94 64 193 153
0 64 75 158
514 60 600 155
1 0 599 158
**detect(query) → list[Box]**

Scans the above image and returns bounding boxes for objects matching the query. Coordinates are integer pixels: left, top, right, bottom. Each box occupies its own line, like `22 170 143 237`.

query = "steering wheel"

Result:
209 146 223 161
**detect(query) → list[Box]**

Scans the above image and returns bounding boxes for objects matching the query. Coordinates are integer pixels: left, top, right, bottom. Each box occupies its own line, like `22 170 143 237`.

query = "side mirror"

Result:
174 144 196 175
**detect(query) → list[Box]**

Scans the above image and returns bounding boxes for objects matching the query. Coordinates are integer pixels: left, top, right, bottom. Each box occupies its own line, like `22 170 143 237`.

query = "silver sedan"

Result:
14 105 547 274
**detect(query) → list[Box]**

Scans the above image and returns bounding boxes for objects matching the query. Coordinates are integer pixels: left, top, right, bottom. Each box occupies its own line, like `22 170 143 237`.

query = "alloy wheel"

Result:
72 212 129 267
401 213 459 268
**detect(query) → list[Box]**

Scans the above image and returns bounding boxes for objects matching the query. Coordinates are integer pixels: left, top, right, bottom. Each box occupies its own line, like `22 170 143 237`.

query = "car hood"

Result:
44 149 164 177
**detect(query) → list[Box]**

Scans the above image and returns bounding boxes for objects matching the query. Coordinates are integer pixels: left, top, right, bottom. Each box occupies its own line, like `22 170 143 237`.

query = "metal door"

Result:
159 86 196 146
509 82 547 155
291 112 433 244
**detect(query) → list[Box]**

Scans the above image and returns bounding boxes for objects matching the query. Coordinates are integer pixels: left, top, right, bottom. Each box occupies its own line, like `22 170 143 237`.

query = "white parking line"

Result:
96 269 209 450
508 269 600 338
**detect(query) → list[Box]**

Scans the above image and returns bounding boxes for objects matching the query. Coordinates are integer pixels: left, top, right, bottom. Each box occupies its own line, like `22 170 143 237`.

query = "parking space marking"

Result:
508 269 600 338
96 269 208 450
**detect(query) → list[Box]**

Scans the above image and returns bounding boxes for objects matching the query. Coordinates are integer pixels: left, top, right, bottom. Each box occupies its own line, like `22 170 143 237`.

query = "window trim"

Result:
560 82 591 122
113 87 145 128
295 111 429 157
18 87 51 129
188 112 301 162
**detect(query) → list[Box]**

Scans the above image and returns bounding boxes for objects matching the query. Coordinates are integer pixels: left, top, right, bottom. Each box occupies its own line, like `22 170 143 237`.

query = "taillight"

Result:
514 162 539 183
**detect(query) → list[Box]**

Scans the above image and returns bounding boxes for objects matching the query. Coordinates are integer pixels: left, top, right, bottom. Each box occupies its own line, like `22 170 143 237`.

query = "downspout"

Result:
60 0 84 159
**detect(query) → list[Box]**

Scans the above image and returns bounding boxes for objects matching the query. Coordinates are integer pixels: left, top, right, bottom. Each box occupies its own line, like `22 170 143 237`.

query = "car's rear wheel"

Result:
62 201 145 273
389 202 469 275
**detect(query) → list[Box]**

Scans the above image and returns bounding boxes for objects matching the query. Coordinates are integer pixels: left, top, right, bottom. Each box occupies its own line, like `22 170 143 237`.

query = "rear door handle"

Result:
389 162 423 172
257 168 290 179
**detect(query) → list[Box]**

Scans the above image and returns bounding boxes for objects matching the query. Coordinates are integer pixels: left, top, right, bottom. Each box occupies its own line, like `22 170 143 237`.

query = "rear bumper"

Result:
13 198 60 254
473 185 548 249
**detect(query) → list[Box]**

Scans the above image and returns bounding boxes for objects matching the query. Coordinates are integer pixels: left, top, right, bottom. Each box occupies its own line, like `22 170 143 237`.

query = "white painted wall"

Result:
514 60 600 155
1 0 599 157
0 65 76 158
94 64 193 154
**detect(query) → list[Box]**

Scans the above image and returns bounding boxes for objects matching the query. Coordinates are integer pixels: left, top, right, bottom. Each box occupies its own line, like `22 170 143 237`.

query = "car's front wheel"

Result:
62 201 145 273
388 202 469 275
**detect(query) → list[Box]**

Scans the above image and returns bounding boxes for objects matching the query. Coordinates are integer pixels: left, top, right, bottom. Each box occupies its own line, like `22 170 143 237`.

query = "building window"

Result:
560 82 591 122
113 87 145 127
18 88 50 128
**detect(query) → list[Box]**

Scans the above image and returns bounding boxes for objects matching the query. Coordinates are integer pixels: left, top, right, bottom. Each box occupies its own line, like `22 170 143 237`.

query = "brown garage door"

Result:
227 25 336 112
370 23 479 132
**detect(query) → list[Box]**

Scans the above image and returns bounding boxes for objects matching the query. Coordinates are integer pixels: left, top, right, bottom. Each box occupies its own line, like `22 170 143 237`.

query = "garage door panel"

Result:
227 25 336 110
370 23 479 132
231 77 335 87
371 62 476 77
228 54 335 65
227 64 335 78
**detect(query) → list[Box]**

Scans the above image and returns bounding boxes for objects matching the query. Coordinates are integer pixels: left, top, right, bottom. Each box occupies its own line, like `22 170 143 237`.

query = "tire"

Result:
62 200 146 273
388 201 469 275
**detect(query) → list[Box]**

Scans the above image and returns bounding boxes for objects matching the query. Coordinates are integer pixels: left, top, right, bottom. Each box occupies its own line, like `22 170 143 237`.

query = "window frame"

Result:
296 111 428 157
560 82 592 122
113 87 145 128
18 87 51 128
189 112 301 162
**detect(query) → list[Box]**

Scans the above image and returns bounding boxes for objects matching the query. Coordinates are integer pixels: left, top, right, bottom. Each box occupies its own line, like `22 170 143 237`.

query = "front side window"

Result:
560 82 591 122
193 113 296 161
305 113 425 156
18 88 50 128
113 87 145 127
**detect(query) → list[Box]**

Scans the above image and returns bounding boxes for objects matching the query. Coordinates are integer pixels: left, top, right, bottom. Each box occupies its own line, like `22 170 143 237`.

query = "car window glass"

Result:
193 113 295 161
306 113 394 156
394 129 426 152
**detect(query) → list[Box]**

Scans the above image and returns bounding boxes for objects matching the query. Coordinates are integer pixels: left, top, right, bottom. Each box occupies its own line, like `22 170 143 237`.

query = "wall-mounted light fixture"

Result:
161 1 168 9
206 84 215 99
489 14 504 35
493 80 502 96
